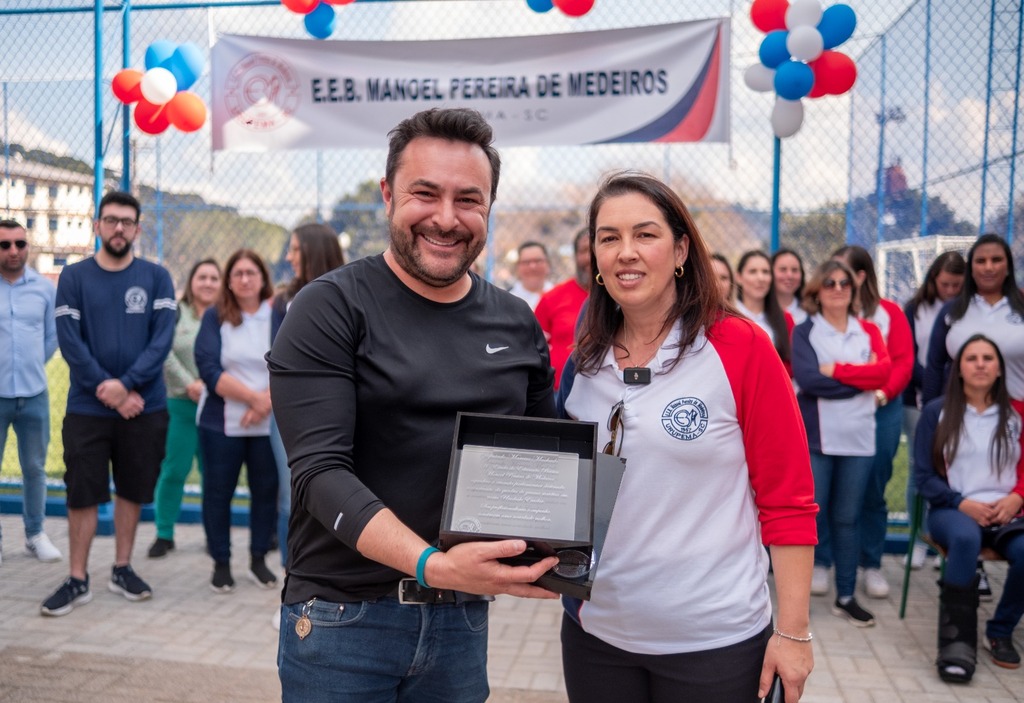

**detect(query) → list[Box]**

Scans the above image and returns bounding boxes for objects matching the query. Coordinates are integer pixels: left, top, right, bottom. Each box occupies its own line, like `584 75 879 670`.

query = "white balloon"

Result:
771 97 804 138
787 26 824 62
786 0 823 29
139 67 178 106
744 63 776 92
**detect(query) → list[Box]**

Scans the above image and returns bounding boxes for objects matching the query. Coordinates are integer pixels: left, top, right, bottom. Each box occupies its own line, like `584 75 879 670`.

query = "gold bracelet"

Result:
774 628 813 643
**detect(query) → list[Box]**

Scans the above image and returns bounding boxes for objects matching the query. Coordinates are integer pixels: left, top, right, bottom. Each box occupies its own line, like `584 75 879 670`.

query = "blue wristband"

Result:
416 546 440 588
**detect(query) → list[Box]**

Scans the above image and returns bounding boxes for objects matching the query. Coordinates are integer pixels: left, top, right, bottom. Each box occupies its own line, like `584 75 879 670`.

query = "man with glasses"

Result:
41 191 176 617
269 108 559 702
508 241 553 310
0 219 61 566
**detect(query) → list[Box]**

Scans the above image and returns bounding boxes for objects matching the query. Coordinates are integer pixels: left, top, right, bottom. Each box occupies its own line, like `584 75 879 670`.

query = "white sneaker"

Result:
811 566 829 596
26 533 62 562
904 542 927 570
863 568 889 599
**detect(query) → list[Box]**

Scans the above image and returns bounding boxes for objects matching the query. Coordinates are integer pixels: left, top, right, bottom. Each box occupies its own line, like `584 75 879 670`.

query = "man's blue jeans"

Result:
810 451 873 598
0 392 50 540
929 508 1024 639
278 596 490 703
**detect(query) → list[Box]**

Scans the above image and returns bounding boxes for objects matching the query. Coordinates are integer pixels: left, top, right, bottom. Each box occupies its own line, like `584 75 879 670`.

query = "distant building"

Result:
1 154 96 279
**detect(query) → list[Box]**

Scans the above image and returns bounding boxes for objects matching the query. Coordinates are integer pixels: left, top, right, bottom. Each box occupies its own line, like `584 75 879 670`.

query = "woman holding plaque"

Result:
557 172 817 703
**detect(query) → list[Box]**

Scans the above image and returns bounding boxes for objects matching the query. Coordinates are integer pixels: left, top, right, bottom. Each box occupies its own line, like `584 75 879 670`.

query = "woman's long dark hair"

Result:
948 233 1024 322
933 334 1016 478
833 244 881 318
285 223 345 301
736 250 791 363
908 250 965 310
574 172 728 375
217 249 273 327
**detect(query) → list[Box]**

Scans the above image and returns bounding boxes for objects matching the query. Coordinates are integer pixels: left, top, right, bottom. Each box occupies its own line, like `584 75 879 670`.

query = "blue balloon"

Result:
818 4 857 50
144 40 177 71
527 0 554 11
304 2 336 40
163 43 205 91
774 60 815 100
759 31 791 70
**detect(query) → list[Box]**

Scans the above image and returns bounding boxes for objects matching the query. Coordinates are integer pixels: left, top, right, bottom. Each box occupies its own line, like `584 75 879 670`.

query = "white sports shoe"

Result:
863 568 890 599
26 533 62 562
811 566 829 596
904 542 927 570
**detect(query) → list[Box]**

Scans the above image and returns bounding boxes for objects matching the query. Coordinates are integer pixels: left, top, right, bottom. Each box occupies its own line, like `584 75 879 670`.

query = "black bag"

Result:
982 514 1024 554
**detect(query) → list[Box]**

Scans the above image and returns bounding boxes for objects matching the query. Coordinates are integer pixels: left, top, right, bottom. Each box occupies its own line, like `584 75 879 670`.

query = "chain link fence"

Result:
2 0 1022 488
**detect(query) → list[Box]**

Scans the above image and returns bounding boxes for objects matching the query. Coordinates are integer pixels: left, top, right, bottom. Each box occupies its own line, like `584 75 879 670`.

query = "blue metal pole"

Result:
845 78 855 244
93 0 103 250
120 0 131 192
1006 0 1023 243
3 82 9 215
156 137 163 262
771 136 781 253
920 0 932 238
980 0 998 234
876 35 887 246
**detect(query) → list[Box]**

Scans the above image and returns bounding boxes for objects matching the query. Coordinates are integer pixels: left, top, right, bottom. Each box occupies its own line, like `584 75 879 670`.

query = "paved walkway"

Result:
0 514 1021 702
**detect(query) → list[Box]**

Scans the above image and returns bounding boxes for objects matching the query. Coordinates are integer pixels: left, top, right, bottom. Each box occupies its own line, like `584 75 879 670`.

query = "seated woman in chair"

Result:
915 334 1024 682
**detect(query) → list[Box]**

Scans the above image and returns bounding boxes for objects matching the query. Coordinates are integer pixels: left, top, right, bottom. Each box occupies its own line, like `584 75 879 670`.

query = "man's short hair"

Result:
0 218 25 230
98 191 141 221
385 108 501 204
517 241 549 261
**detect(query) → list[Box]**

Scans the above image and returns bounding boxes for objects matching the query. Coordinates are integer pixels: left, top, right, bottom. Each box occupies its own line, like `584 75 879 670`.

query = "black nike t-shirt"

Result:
268 254 555 603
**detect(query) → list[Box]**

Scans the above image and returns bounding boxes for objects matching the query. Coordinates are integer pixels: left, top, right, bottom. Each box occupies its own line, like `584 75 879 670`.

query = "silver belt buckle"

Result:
397 578 427 605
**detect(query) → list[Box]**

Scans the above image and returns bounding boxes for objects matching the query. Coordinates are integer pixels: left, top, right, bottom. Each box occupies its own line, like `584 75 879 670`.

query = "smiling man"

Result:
269 108 559 703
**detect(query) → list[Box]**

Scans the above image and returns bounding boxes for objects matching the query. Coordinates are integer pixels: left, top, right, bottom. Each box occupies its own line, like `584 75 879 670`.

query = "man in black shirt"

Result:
269 108 558 703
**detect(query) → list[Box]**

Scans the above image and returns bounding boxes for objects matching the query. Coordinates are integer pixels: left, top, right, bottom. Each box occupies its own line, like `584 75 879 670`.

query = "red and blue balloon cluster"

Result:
282 0 355 40
112 41 207 136
526 0 595 18
744 0 857 138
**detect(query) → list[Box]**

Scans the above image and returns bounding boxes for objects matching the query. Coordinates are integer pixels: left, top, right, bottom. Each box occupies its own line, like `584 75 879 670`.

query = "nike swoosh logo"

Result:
486 345 510 354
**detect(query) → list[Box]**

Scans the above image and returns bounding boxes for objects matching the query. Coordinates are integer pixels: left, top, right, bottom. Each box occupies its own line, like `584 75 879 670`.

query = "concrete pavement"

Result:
1 514 1022 702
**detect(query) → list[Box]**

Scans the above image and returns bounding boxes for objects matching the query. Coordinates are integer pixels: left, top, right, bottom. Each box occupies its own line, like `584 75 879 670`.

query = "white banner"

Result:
211 19 729 151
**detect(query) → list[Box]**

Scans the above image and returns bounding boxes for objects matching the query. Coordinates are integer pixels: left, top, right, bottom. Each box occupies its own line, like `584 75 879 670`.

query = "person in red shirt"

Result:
535 228 590 388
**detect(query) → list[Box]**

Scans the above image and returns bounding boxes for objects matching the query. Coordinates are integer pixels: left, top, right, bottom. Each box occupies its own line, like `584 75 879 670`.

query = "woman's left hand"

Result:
760 635 814 703
991 493 1024 525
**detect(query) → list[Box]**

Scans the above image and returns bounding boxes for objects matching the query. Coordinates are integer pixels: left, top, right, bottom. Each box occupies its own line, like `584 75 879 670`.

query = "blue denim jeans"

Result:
929 508 1024 639
277 596 490 703
0 392 50 540
198 428 278 562
810 451 874 597
859 399 902 569
269 417 289 568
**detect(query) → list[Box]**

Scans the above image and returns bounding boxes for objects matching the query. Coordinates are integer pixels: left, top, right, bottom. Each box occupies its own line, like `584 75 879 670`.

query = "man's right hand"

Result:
424 539 560 599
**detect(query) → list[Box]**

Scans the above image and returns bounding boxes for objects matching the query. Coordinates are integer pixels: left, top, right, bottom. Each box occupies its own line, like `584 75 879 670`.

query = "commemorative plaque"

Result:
440 412 626 599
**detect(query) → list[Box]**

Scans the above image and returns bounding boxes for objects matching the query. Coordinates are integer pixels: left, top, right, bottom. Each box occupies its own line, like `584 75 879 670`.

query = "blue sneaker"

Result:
41 576 92 616
109 564 152 601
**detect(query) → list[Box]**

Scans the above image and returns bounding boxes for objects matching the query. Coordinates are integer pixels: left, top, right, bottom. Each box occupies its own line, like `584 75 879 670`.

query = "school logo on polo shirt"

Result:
661 397 709 441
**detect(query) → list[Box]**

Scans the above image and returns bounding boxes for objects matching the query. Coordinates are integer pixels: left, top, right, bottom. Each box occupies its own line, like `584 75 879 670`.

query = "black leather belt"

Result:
390 578 493 605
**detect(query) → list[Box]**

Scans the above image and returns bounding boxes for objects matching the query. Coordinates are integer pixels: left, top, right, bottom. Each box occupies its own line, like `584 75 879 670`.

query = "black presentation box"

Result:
439 412 626 600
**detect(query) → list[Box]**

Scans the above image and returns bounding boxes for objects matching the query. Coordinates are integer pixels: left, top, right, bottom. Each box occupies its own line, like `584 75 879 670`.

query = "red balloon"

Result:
165 91 207 133
553 0 595 17
134 98 170 135
281 0 318 14
112 68 144 105
810 51 858 95
750 0 789 33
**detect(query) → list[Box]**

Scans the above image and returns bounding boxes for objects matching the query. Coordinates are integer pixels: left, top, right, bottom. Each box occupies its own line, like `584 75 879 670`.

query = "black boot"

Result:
936 575 980 683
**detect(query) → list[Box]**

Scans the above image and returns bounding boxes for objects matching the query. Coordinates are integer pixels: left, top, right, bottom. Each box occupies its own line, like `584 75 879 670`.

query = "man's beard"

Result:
388 220 482 289
103 238 132 259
